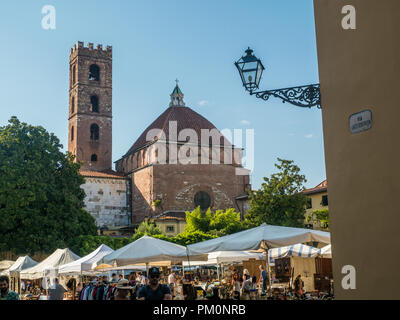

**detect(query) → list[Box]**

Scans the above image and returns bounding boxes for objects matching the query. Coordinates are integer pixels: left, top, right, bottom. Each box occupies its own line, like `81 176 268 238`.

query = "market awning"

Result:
20 248 80 280
187 223 330 254
102 235 207 266
318 244 332 258
268 243 320 259
1 256 38 276
182 250 266 267
58 244 114 275
0 260 15 271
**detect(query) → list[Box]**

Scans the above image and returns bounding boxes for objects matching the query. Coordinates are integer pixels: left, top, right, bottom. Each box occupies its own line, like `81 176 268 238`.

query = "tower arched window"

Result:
90 95 99 113
89 64 100 81
71 126 74 141
90 124 99 141
72 65 76 84
71 97 75 113
91 154 98 162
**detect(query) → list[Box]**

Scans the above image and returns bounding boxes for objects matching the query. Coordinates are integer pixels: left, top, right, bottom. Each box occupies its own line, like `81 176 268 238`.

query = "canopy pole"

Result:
185 246 192 282
264 241 272 295
146 263 149 278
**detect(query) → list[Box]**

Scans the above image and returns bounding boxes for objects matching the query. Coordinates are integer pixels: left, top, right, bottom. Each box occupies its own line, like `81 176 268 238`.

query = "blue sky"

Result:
0 0 325 190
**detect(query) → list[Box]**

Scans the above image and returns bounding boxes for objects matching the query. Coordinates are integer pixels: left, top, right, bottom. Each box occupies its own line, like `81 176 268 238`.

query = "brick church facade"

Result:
67 42 250 231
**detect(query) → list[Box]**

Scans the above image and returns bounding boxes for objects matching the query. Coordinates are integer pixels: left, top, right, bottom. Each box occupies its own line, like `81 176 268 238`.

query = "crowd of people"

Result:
0 264 315 301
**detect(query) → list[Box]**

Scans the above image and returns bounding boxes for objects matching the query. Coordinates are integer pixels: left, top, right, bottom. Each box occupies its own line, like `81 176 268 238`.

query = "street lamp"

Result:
235 47 321 109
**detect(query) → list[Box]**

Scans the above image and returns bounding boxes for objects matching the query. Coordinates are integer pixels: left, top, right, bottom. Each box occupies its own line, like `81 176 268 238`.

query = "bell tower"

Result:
68 41 113 171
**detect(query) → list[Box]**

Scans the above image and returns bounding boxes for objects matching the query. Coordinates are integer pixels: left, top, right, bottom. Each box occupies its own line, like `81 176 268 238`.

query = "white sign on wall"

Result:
349 110 372 134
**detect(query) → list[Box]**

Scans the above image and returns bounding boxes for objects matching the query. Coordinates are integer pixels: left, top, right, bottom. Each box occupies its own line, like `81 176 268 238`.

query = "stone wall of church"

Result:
130 166 154 224
82 177 130 228
152 164 250 212
129 163 250 224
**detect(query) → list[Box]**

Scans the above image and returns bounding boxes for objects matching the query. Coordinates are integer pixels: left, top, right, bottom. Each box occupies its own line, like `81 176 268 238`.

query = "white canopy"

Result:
318 244 332 258
1 256 38 276
20 248 80 280
58 244 114 275
182 250 266 267
268 243 320 259
103 235 207 266
0 260 15 271
187 223 330 254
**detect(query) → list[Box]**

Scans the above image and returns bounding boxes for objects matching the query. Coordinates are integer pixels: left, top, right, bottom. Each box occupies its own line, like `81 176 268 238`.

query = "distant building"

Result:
302 180 328 229
152 211 187 237
66 41 251 233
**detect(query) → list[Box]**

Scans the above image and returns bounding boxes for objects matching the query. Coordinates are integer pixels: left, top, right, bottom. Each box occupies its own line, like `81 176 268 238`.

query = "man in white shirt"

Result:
168 272 176 286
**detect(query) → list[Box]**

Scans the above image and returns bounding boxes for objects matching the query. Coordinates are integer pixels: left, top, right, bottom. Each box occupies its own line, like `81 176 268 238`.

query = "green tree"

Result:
0 117 97 254
306 209 330 231
68 235 135 256
184 207 245 236
134 219 162 237
245 158 308 228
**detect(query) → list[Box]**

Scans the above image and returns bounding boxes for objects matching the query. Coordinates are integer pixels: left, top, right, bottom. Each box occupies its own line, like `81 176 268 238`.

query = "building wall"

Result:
82 177 130 228
305 191 328 216
154 219 187 237
314 0 400 299
130 166 154 224
152 164 249 213
129 163 249 225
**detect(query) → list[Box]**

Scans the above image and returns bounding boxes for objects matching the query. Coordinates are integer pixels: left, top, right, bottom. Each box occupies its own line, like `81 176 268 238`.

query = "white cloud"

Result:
241 120 251 125
198 100 209 106
305 134 313 139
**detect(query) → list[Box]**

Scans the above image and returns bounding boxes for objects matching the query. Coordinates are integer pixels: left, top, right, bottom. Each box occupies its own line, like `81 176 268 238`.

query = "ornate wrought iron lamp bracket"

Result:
250 83 321 109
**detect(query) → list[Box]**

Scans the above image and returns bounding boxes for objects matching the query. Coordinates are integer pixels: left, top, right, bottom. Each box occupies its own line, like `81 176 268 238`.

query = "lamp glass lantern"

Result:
235 47 265 93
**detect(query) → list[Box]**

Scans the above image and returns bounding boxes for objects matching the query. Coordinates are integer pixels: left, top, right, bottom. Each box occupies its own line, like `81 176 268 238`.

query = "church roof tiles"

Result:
123 106 232 158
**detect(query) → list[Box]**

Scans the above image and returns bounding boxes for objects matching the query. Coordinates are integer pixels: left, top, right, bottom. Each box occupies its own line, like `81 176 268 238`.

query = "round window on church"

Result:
194 191 211 210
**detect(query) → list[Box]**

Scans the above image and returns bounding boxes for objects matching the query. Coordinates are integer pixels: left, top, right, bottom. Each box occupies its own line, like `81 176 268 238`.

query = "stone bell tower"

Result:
68 41 113 171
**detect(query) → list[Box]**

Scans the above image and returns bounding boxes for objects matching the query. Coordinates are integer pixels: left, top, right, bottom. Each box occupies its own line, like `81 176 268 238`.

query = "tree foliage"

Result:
68 231 217 255
68 235 134 256
134 219 162 236
0 117 97 254
245 158 308 228
306 209 329 231
184 207 246 236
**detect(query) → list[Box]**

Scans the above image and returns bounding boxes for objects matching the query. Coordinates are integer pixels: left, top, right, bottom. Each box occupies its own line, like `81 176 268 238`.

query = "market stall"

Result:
268 243 333 293
1 256 38 293
0 260 15 273
58 244 114 276
102 235 207 268
20 248 80 280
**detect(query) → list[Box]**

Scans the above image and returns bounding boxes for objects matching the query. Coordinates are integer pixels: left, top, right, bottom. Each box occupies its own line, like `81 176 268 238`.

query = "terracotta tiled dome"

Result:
124 85 232 157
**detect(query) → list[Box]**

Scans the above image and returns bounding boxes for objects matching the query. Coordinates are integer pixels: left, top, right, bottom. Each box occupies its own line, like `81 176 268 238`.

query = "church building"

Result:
67 42 250 233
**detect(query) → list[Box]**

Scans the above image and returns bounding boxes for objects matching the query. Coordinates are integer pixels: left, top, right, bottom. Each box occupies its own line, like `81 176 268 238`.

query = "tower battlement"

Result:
70 41 112 59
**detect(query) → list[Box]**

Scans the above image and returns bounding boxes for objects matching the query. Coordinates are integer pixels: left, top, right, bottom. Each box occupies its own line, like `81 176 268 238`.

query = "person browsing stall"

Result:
114 279 132 300
137 267 172 300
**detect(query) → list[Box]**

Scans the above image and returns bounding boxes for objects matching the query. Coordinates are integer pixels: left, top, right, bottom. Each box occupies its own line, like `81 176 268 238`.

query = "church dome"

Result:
124 84 232 157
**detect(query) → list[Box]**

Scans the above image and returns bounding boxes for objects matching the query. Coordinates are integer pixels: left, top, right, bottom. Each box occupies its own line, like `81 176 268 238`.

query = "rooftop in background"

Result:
302 179 327 195
80 170 127 180
153 211 187 221
120 85 233 159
